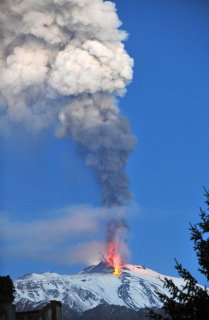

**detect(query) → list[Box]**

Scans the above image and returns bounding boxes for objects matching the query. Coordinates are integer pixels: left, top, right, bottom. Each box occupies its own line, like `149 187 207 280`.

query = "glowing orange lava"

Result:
104 242 121 276
103 220 126 276
113 266 120 276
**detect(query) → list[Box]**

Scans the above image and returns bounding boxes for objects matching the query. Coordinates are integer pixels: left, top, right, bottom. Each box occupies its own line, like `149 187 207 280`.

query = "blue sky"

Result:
0 0 209 286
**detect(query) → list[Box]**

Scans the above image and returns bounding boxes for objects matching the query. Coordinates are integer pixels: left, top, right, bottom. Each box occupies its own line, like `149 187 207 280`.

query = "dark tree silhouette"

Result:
0 275 16 297
147 188 209 320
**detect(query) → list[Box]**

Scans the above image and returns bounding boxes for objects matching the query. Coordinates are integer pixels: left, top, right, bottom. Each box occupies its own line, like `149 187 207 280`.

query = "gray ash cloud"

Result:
0 0 136 206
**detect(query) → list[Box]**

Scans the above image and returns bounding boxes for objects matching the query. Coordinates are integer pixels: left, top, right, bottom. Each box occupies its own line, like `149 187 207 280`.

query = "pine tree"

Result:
147 188 209 320
0 275 16 297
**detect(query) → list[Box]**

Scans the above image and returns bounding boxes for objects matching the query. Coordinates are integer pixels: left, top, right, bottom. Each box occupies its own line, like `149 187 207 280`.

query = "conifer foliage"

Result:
0 275 16 297
147 188 209 320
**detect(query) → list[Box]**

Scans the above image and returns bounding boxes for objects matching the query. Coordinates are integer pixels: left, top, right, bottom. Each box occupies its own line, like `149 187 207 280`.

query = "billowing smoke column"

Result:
0 0 136 271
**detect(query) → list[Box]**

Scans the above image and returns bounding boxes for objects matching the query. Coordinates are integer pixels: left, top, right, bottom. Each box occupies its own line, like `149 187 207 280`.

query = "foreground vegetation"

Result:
147 188 209 320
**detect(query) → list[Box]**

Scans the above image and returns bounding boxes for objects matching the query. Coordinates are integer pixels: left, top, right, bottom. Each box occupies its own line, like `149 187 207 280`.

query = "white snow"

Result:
14 264 186 312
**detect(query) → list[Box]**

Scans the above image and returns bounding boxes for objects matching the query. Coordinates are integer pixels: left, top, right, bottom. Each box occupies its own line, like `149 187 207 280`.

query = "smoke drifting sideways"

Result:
0 0 136 268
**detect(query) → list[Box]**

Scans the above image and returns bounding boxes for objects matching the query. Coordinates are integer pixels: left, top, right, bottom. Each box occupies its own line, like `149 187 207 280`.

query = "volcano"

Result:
14 262 185 319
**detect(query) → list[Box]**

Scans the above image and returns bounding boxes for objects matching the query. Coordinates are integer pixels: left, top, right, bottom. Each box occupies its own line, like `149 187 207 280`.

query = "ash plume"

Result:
0 0 136 272
0 0 136 207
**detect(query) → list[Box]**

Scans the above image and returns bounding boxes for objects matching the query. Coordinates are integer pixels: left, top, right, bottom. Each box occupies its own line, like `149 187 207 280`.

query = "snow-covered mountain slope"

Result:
14 262 185 313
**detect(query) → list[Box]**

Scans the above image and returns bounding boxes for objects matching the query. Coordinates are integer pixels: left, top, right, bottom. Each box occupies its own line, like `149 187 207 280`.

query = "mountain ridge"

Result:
14 262 185 319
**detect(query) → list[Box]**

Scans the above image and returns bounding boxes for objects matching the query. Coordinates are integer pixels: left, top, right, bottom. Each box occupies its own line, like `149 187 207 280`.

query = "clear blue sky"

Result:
0 0 209 286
